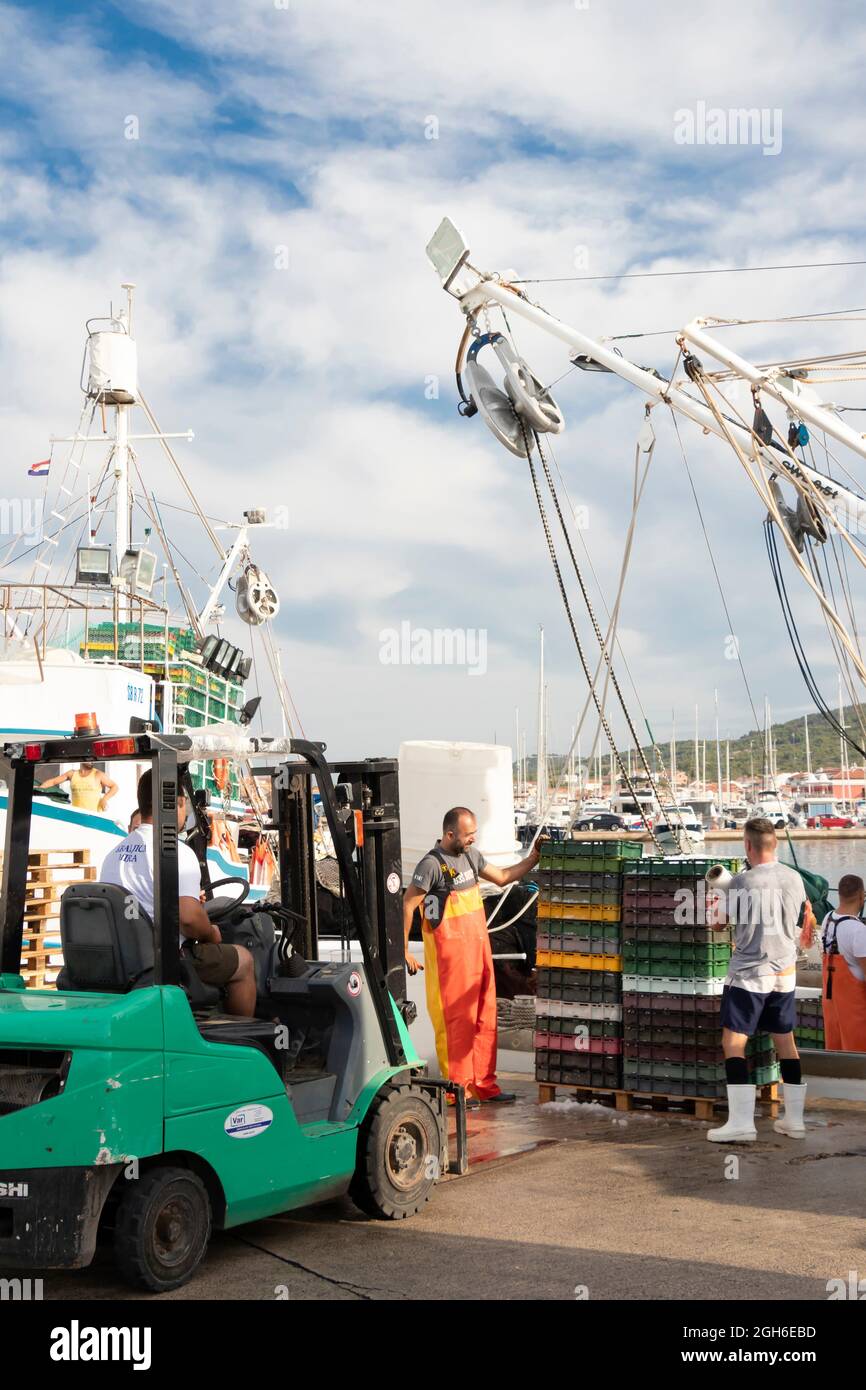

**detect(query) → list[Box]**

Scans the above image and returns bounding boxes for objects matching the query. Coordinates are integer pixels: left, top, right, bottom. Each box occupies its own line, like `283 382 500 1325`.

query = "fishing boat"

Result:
0 285 288 896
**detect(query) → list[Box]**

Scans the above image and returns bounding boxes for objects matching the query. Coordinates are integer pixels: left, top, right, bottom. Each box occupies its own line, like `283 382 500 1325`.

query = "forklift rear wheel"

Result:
350 1084 442 1220
113 1166 212 1292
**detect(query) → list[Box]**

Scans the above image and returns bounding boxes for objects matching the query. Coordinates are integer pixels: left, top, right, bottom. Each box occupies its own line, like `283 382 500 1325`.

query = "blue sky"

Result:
2 0 866 761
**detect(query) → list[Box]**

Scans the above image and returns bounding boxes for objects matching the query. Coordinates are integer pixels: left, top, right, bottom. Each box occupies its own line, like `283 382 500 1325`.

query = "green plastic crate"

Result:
539 853 629 876
624 856 744 880
623 941 731 966
543 839 643 861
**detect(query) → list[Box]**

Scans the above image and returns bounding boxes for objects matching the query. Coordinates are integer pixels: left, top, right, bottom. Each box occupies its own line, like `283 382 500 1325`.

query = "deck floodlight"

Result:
425 217 470 290
75 545 112 586
120 546 158 595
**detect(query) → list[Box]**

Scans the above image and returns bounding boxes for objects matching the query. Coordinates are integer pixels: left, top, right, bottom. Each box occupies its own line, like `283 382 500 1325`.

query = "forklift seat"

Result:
57 882 220 1006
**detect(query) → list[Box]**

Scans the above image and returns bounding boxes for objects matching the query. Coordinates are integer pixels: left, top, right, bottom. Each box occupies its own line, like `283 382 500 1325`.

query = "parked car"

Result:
573 812 628 832
807 813 854 829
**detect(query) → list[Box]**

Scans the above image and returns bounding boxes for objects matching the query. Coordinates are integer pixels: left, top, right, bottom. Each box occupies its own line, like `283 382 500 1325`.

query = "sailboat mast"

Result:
725 737 730 808
515 706 520 798
670 710 676 794
577 729 582 802
805 714 812 779
694 705 699 795
714 689 722 814
839 674 848 807
536 626 546 807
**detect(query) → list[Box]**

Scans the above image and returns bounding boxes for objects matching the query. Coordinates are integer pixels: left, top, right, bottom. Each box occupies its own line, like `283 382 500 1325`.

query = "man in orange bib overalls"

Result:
403 807 540 1105
821 874 866 1052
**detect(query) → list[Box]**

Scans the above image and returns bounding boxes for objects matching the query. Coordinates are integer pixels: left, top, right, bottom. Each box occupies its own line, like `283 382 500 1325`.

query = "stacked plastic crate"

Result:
795 988 825 1050
535 840 643 1091
620 857 780 1100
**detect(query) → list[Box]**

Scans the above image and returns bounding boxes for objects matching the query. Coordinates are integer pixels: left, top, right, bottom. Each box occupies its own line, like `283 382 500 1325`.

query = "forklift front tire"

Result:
113 1165 212 1293
350 1084 442 1220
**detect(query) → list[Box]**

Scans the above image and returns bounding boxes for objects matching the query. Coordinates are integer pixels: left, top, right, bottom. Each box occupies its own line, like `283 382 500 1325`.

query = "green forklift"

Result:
0 731 466 1291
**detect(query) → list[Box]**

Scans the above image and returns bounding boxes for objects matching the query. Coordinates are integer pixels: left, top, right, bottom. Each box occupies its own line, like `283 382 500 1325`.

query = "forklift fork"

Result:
415 1077 469 1177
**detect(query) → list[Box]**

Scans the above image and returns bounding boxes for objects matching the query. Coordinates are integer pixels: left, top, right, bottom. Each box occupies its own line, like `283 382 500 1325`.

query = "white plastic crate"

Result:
535 998 623 1022
622 974 725 996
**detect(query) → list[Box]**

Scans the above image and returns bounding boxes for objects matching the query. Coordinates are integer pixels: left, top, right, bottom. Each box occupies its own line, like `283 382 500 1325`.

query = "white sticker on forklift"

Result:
347 971 362 996
224 1104 273 1139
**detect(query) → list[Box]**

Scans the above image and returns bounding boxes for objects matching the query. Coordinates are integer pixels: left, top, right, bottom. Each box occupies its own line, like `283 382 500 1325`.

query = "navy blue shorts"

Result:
720 984 796 1036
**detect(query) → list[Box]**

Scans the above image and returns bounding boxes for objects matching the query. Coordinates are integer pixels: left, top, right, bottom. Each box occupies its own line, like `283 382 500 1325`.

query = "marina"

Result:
2 0 866 1347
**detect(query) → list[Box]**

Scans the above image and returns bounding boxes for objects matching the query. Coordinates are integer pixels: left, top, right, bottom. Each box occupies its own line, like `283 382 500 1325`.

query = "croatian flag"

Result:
28 459 50 477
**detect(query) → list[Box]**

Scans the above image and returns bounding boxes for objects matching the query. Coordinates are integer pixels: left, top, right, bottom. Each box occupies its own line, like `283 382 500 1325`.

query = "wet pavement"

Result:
17 1075 866 1301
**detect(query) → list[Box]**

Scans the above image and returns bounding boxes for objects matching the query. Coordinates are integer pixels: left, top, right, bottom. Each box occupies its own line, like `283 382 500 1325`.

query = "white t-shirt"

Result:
100 823 202 946
821 911 866 983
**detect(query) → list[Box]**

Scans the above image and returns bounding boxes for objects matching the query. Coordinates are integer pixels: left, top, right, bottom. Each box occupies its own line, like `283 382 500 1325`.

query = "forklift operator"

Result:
100 770 256 1017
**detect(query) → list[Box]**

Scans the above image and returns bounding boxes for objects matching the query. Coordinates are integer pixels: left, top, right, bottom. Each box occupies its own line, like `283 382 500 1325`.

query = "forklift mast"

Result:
270 754 406 1008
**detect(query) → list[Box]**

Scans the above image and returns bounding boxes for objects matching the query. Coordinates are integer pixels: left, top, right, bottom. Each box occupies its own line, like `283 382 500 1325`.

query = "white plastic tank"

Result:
87 328 138 404
398 740 520 885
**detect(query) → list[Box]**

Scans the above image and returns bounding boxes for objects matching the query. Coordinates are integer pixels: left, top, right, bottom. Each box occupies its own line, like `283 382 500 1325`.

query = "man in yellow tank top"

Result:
39 760 118 813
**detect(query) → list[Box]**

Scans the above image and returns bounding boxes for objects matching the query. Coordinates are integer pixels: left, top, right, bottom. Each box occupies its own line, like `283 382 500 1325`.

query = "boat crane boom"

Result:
428 219 866 534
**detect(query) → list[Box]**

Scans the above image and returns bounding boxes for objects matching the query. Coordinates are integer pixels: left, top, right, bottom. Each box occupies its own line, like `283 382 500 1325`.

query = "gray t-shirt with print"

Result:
724 860 805 992
412 843 487 895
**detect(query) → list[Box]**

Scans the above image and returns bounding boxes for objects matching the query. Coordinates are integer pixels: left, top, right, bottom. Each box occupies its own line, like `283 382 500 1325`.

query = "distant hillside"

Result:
521 704 865 783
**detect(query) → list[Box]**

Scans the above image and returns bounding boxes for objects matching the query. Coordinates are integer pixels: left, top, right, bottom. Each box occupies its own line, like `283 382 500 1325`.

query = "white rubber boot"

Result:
773 1082 807 1138
707 1084 757 1142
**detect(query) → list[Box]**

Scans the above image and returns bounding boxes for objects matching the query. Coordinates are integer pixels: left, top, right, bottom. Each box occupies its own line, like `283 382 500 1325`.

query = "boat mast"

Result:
725 737 730 808
670 709 676 795
805 713 812 779
515 706 521 798
714 688 722 816
536 627 546 808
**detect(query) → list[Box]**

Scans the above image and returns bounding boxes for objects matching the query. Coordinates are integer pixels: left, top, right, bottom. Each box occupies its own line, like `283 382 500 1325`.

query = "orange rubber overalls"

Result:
420 849 500 1100
821 912 866 1052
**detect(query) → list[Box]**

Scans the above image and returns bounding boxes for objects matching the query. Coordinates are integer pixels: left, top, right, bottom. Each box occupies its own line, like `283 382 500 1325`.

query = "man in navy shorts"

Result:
707 817 808 1143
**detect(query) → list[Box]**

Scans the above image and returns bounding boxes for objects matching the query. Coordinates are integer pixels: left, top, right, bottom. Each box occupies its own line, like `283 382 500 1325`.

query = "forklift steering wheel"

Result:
204 876 251 922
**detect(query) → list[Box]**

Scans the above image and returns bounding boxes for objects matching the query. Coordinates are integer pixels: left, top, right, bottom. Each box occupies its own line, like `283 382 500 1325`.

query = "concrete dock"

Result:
21 1077 866 1302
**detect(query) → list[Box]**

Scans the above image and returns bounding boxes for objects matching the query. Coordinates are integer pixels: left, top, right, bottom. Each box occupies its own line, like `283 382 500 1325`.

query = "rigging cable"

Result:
518 418 670 857
493 303 691 841
513 260 866 286
765 520 866 762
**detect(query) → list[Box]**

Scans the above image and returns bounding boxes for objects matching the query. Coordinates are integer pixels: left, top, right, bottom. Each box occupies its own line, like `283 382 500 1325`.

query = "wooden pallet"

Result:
25 876 97 904
27 849 91 866
26 865 97 885
22 899 62 920
17 850 94 986
537 1080 779 1121
20 966 59 988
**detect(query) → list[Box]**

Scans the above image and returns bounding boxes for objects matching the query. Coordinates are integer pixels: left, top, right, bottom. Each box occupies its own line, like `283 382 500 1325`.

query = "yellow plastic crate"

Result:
535 950 623 971
537 901 620 923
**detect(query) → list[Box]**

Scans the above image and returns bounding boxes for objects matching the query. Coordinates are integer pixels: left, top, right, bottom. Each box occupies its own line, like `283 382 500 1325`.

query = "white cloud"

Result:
0 0 865 758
